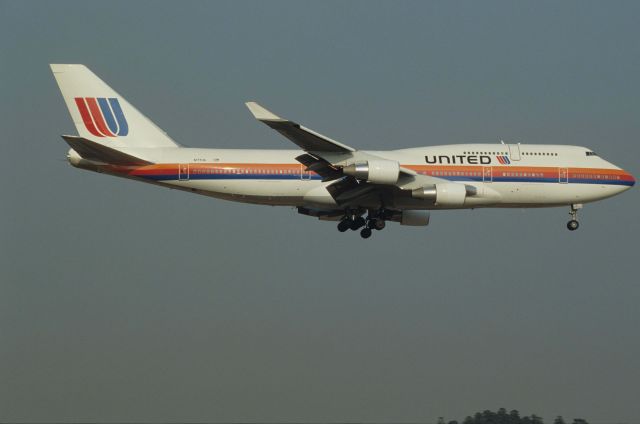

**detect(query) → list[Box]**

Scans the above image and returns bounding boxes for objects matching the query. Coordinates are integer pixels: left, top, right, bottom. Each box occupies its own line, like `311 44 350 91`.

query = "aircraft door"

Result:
301 164 311 180
559 167 568 184
483 166 492 182
179 164 189 181
508 144 521 161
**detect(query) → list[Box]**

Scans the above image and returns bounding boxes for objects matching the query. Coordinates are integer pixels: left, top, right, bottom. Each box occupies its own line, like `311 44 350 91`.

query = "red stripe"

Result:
74 98 103 137
85 98 115 137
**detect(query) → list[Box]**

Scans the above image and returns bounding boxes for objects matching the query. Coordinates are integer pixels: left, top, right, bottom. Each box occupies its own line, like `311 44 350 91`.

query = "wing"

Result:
245 102 354 153
246 102 459 205
246 102 418 175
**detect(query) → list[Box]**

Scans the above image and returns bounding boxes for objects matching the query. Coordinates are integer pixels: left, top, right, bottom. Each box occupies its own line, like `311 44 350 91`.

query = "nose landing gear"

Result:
567 204 582 231
567 220 579 231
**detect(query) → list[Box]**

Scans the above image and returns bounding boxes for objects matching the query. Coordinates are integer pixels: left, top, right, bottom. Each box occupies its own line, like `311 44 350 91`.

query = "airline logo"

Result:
496 155 511 164
74 97 128 137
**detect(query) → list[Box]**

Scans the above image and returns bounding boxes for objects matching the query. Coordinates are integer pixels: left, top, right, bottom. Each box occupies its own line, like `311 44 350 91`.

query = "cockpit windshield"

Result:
586 151 597 156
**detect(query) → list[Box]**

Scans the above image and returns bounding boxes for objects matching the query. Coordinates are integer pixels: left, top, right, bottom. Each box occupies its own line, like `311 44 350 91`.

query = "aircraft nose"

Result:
623 170 635 187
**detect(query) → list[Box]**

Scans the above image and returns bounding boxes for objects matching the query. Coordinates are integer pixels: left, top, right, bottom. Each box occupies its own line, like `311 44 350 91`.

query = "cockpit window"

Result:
586 151 597 156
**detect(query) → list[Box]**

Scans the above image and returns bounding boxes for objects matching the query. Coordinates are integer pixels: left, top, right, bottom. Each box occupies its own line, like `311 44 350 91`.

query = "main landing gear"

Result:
337 209 387 239
567 204 582 231
337 211 365 232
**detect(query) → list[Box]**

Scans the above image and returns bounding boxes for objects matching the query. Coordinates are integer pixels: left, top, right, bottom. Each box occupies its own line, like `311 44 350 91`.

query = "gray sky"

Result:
1 1 639 422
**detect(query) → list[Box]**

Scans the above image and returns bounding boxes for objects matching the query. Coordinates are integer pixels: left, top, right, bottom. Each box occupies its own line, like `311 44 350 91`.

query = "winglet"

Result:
245 102 283 121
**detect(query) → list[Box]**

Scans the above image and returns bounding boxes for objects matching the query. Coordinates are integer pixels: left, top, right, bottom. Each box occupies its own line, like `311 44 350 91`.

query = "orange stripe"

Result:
122 163 629 179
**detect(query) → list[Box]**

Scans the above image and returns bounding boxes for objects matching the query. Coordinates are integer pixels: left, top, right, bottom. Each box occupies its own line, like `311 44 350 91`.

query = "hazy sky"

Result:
1 1 639 422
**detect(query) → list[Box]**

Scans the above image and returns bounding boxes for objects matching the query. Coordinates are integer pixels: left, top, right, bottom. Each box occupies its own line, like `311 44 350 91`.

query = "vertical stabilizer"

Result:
50 64 179 148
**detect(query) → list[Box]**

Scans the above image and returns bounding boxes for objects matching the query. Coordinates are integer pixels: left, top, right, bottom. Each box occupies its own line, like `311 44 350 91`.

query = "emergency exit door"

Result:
483 166 492 182
179 164 189 181
558 167 568 184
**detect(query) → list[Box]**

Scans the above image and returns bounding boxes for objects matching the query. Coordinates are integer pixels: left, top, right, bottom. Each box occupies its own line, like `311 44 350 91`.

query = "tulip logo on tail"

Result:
74 97 128 137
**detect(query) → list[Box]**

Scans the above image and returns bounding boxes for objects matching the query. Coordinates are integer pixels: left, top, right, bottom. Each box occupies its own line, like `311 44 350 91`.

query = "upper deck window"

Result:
586 151 597 156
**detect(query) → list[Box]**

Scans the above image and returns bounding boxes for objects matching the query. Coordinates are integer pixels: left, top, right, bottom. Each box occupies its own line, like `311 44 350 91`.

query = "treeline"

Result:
441 408 588 424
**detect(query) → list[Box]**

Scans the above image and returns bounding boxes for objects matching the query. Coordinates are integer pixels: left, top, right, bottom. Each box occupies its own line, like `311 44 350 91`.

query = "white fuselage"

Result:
71 143 635 210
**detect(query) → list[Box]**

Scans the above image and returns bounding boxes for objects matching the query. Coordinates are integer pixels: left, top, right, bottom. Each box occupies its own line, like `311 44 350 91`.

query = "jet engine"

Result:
342 159 400 185
411 183 477 207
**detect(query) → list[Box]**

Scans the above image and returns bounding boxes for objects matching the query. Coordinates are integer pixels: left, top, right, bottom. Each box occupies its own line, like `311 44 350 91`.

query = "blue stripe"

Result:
98 98 118 134
142 174 323 181
569 178 634 186
138 173 633 186
109 98 128 136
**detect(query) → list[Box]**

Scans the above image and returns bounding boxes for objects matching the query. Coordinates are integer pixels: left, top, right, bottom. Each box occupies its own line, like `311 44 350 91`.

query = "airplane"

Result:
50 64 635 239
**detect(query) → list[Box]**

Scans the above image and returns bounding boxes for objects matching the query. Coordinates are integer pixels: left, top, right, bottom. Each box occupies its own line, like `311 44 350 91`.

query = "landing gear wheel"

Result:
337 220 351 232
566 204 582 231
360 227 372 239
567 220 579 231
372 219 386 230
351 216 366 231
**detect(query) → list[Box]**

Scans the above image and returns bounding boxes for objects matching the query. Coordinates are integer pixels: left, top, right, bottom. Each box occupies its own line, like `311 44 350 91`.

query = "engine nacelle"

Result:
434 183 467 206
412 183 475 207
399 210 431 226
343 159 400 185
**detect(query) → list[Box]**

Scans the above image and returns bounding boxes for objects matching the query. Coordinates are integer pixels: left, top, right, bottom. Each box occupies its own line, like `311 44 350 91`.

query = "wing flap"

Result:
297 207 344 221
324 176 380 204
295 153 343 181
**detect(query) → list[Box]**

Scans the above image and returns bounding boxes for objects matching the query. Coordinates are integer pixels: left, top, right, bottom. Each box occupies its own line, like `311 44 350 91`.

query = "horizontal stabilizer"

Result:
62 135 153 165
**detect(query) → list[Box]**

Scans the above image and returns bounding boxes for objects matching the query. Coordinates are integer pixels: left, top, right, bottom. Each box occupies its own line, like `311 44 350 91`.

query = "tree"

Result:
497 408 508 424
451 408 589 424
554 416 566 424
531 414 544 424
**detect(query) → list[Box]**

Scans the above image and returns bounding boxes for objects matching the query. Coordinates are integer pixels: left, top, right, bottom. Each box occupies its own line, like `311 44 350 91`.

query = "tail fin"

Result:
50 64 179 148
